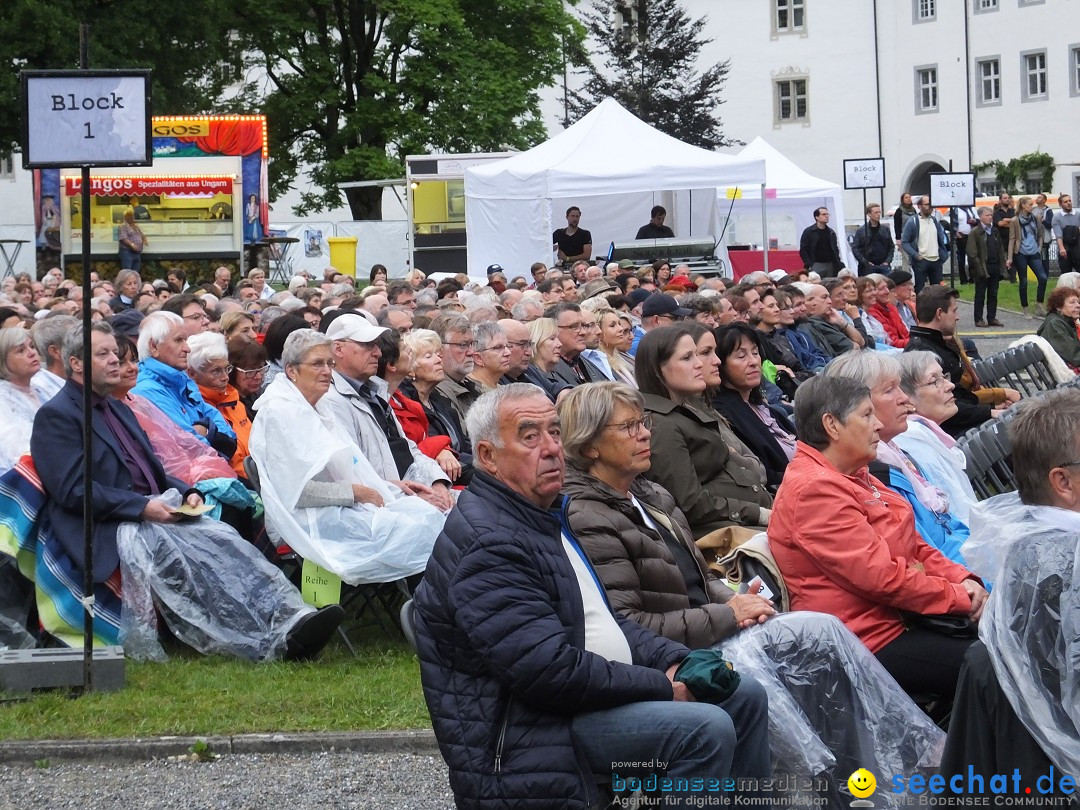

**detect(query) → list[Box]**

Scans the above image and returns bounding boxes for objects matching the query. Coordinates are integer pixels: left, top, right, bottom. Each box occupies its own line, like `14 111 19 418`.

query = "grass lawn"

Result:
0 622 431 741
953 278 1057 311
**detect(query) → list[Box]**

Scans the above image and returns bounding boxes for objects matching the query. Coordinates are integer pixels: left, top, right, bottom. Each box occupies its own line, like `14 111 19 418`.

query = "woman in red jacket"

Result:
769 374 986 700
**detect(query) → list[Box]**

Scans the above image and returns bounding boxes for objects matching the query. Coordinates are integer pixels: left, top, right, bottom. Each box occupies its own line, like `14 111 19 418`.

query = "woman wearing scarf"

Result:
1007 195 1048 319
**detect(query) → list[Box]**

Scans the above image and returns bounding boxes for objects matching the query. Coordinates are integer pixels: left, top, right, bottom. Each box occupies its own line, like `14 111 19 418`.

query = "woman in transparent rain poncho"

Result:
942 389 1080 788
558 382 945 806
249 329 445 586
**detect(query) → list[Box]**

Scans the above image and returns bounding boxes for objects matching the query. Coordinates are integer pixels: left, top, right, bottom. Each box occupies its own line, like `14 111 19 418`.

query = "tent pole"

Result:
760 185 769 273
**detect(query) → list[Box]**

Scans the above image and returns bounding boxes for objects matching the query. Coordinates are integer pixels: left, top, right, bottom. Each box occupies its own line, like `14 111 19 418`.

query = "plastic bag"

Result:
965 493 1080 775
125 394 237 484
718 612 945 792
117 490 311 662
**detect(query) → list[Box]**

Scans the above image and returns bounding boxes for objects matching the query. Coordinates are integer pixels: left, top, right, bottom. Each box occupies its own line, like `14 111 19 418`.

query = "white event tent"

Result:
716 137 856 269
464 98 767 277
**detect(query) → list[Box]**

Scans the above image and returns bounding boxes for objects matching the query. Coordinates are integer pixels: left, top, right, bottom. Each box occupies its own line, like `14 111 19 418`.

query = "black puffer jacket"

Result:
562 466 738 649
414 471 687 809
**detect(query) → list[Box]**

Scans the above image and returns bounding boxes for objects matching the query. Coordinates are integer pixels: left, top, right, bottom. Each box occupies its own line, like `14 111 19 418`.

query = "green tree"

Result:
0 1 242 159
231 0 585 219
566 0 738 150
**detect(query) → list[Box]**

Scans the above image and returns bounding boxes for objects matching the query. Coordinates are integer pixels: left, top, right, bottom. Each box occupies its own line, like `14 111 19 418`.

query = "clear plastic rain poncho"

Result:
249 374 445 585
718 612 945 800
117 489 312 662
963 492 1080 775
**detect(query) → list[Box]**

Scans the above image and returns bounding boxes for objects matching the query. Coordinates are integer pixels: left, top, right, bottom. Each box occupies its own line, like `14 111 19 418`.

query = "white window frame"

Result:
976 57 1001 106
915 65 939 113
773 0 806 34
974 0 999 12
1021 49 1048 101
774 77 809 124
913 0 936 23
1070 44 1080 98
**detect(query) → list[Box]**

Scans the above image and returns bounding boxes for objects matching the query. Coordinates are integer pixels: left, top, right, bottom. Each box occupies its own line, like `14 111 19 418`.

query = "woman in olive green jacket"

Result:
1037 286 1080 370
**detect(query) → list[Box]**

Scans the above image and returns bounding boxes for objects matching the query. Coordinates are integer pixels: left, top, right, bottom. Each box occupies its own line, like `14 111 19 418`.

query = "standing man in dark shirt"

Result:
992 192 1016 282
635 205 675 240
798 207 844 278
553 206 592 267
851 203 895 276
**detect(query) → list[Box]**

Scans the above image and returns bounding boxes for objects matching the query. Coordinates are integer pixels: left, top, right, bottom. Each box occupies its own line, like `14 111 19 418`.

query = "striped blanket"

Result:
0 456 123 648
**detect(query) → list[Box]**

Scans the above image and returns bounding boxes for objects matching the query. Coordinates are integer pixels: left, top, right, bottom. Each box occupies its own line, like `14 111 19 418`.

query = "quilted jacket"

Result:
413 471 687 809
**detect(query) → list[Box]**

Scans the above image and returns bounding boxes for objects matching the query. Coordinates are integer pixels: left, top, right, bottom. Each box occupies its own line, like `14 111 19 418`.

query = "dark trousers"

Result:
874 626 976 698
1059 244 1080 275
955 235 970 283
974 269 1001 323
912 257 944 292
940 642 1063 791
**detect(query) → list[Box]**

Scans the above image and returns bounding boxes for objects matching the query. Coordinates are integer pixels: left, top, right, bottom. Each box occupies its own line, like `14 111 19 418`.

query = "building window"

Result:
774 78 809 123
1071 45 1080 97
915 66 938 113
976 57 1001 106
774 0 805 33
978 178 1004 196
1024 176 1044 194
975 0 998 11
1021 50 1048 101
913 0 936 23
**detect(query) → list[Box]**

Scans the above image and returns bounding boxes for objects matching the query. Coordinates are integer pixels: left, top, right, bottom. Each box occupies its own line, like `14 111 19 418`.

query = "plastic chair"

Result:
399 599 418 653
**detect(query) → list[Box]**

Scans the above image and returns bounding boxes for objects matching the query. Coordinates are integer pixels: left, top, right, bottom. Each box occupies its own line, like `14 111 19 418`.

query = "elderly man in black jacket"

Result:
413 384 770 809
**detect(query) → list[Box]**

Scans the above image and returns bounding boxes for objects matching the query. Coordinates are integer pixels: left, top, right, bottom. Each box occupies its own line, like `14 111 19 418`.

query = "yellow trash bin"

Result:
327 236 358 278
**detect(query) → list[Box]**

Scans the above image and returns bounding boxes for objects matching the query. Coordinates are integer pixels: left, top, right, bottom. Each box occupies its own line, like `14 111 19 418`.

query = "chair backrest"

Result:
242 455 261 492
400 598 418 652
957 421 1016 498
1017 343 1058 391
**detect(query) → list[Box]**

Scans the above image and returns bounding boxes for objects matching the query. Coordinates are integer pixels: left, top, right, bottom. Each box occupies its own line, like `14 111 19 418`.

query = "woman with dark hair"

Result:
635 325 772 540
228 337 269 417
652 260 672 287
710 323 796 489
369 263 388 286
260 315 310 393
0 307 24 329
1036 286 1080 370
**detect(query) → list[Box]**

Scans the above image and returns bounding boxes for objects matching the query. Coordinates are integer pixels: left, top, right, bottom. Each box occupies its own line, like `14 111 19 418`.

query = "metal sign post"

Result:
21 30 151 693
929 171 976 290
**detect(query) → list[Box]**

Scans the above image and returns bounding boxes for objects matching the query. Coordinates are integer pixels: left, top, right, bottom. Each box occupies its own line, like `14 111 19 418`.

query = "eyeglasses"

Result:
506 340 532 349
1057 460 1080 469
558 322 587 332
299 359 336 370
237 363 269 378
604 414 653 438
183 311 210 322
203 364 233 377
443 340 477 350
919 375 949 390
481 343 510 353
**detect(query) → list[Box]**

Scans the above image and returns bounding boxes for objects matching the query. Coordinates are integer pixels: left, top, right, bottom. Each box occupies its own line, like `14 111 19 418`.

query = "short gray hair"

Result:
511 297 545 322
186 331 229 371
30 314 78 361
61 321 115 377
472 321 506 353
0 327 33 381
794 375 871 451
281 329 331 369
137 311 184 361
466 383 549 448
823 349 901 388
977 206 992 217
897 351 943 399
558 381 644 468
1011 388 1080 506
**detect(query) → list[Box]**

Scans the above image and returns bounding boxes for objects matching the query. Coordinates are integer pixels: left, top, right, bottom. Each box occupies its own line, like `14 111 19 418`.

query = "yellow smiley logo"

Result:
848 769 877 798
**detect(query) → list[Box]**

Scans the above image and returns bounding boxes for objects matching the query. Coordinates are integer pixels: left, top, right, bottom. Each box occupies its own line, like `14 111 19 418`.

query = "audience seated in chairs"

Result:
187 331 253 477
0 327 44 474
1036 286 1080 371
941 389 1080 791
227 336 268 417
27 321 342 659
769 375 987 700
249 329 446 585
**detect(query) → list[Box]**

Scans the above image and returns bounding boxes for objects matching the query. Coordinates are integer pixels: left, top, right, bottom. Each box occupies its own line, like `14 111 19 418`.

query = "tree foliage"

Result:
231 0 585 219
566 0 738 150
0 1 241 158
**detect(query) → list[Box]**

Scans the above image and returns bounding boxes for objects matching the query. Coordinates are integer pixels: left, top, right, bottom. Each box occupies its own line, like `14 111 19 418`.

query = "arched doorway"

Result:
906 160 947 196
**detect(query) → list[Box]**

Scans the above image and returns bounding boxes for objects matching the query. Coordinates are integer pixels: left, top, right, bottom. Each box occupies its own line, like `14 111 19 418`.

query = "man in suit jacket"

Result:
31 321 199 583
546 302 608 387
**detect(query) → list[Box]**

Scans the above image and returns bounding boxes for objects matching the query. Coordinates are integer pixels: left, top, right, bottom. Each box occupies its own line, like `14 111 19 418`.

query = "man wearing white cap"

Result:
320 313 453 510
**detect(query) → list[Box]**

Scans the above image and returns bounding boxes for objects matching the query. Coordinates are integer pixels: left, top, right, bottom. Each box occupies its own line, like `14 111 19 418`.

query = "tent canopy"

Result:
464 99 766 276
715 137 856 268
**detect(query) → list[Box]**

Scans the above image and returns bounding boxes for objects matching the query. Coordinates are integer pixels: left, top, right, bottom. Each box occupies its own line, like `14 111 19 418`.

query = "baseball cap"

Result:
108 309 145 337
768 269 790 283
641 293 692 319
627 288 653 309
324 312 388 343
486 264 504 276
618 259 636 270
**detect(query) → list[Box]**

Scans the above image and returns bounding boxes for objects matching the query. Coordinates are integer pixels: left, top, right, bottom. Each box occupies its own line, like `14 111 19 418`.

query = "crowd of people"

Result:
0 244 1077 806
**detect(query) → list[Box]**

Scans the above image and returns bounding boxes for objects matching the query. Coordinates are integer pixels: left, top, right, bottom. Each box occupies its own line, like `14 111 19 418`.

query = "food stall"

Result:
35 114 268 267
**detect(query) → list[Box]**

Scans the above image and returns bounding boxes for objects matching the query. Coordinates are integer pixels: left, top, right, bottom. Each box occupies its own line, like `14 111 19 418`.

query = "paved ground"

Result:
954 297 1039 357
0 750 455 810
